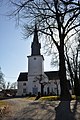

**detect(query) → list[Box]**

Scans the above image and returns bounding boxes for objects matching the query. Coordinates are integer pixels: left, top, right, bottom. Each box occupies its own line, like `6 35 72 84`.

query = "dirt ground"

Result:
0 98 80 120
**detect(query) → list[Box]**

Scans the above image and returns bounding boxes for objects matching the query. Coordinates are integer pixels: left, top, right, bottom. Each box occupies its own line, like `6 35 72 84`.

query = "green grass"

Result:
39 96 60 101
23 97 36 101
0 101 7 107
23 95 78 101
39 95 80 101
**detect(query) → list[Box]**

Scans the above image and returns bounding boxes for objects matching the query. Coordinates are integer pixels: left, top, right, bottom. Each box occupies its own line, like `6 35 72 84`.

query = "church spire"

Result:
33 24 38 43
31 24 41 56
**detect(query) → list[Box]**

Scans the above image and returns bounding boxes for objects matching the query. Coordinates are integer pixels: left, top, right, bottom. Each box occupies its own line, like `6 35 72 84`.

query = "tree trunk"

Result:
59 38 71 100
74 51 80 96
74 71 80 96
41 84 44 96
74 78 80 96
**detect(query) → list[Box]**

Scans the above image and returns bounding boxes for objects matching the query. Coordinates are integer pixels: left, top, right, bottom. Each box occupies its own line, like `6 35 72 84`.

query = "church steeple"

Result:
33 24 38 43
31 24 41 55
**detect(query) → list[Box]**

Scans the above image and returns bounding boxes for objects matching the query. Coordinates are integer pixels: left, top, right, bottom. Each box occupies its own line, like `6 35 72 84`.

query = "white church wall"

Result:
44 84 48 95
28 56 44 76
17 81 28 96
27 76 33 94
28 76 42 95
48 79 60 95
33 80 41 94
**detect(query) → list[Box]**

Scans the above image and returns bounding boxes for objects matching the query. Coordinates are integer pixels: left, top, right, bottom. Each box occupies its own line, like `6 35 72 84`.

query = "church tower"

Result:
27 24 44 95
17 24 60 97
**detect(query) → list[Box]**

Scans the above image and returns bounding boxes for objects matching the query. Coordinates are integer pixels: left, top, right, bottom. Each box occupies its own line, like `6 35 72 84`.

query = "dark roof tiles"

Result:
17 72 28 81
17 71 59 81
45 71 59 80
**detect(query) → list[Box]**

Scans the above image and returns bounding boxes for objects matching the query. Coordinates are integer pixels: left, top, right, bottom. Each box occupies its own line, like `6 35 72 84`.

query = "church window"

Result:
34 57 36 60
23 88 26 93
23 83 26 86
34 85 36 87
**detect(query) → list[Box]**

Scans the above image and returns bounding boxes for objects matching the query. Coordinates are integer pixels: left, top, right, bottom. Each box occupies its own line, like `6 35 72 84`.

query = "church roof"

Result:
45 71 59 80
17 72 28 81
17 71 59 81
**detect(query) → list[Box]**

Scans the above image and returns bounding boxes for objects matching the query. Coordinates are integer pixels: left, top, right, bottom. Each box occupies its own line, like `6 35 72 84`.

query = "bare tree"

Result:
0 67 5 90
8 0 80 100
65 34 80 96
10 82 17 89
34 74 48 97
6 82 10 89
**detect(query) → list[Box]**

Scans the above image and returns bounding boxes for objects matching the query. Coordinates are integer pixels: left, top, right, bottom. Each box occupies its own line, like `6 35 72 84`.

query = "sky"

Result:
0 1 55 84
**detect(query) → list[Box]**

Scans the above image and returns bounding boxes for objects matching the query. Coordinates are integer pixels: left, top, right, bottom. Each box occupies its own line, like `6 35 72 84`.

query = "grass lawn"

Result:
19 95 78 101
0 101 8 107
21 95 77 101
23 97 36 101
39 96 60 101
39 95 77 101
0 100 10 117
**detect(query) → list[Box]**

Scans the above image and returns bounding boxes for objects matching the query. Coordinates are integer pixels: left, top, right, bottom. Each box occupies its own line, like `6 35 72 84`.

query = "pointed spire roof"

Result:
31 24 41 56
33 24 38 43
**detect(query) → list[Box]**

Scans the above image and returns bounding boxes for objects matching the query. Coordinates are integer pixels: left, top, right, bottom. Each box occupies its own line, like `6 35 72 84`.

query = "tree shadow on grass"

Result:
15 101 56 120
55 100 79 120
3 99 80 120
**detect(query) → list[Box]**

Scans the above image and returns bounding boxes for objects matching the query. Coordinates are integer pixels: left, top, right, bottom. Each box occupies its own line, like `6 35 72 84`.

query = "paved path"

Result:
0 98 80 120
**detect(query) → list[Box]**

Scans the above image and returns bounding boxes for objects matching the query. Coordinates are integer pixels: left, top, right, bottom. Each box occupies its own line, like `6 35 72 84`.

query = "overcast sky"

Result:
0 1 56 84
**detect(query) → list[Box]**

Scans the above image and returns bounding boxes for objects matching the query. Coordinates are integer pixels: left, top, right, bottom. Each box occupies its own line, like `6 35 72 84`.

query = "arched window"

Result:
23 83 26 86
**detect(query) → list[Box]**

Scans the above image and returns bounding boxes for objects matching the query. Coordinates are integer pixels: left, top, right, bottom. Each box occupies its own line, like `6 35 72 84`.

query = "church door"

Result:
33 87 38 95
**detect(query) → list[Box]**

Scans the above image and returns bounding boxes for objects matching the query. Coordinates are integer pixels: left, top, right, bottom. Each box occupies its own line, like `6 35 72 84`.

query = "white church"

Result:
17 25 61 96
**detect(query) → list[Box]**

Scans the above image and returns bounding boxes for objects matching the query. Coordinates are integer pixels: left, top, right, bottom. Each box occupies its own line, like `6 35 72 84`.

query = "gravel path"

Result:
0 98 80 120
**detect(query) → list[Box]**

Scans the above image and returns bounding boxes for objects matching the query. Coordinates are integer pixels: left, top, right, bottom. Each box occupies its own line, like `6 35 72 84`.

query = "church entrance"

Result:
33 87 38 95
